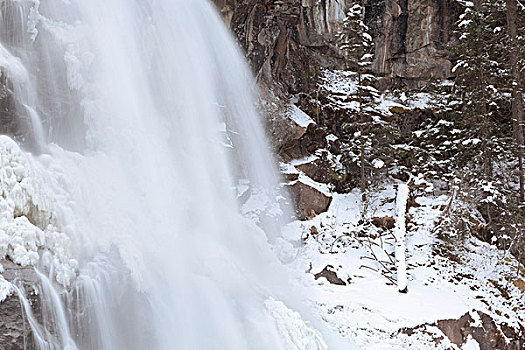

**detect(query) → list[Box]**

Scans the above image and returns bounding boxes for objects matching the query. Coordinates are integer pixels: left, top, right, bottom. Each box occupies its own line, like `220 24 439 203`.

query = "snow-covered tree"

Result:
451 0 508 178
505 0 525 203
336 2 379 199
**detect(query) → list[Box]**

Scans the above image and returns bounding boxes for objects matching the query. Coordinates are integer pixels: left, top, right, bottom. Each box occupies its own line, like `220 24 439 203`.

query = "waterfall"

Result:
0 0 335 349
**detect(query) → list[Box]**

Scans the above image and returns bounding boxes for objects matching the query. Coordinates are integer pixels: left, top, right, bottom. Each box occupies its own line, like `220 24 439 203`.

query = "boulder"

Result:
314 265 347 286
286 180 332 220
296 160 332 184
371 216 396 230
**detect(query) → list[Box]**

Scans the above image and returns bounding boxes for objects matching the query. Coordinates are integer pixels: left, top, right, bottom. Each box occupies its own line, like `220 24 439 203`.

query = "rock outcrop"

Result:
366 0 458 88
403 310 525 350
213 0 344 94
0 73 28 148
441 311 525 349
212 0 458 93
286 180 332 220
0 260 39 349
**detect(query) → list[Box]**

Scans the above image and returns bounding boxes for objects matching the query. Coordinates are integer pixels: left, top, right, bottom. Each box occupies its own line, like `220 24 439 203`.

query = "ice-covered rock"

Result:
0 136 76 287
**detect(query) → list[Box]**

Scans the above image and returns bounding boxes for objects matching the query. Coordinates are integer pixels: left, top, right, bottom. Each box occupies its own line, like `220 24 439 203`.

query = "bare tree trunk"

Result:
506 0 525 202
480 68 493 178
442 0 449 43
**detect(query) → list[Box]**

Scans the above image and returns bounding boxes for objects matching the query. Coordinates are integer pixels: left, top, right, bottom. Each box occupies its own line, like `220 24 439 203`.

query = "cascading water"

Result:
0 0 348 349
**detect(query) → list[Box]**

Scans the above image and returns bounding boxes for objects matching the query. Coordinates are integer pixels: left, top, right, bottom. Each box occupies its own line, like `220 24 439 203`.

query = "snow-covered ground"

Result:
280 173 524 349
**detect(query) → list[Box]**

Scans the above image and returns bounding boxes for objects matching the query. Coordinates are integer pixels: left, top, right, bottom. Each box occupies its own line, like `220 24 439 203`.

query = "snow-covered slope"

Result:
280 175 524 349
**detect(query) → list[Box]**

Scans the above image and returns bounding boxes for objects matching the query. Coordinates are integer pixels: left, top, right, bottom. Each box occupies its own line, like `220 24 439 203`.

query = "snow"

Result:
240 185 285 223
459 19 472 28
372 159 385 169
289 105 315 128
461 138 481 146
326 134 338 142
320 70 358 98
0 275 12 302
289 155 319 167
406 93 433 110
462 336 480 350
281 179 525 348
296 175 332 197
375 96 407 116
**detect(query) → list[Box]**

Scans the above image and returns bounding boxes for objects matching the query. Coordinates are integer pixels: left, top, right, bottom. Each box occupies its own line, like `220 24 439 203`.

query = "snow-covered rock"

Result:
0 136 77 287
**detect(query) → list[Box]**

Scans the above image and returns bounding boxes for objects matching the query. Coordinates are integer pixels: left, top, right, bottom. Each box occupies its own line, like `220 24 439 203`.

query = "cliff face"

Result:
366 0 459 87
213 0 345 93
0 261 40 349
212 0 458 92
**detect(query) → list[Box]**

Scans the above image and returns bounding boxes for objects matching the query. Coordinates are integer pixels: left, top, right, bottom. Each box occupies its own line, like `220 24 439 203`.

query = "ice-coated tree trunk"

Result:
358 71 366 202
394 183 409 293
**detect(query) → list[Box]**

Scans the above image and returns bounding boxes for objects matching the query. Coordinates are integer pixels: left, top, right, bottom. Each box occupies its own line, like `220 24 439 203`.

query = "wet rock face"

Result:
366 0 458 87
212 0 457 92
0 74 22 142
0 294 37 350
0 260 40 350
212 0 345 93
0 73 44 153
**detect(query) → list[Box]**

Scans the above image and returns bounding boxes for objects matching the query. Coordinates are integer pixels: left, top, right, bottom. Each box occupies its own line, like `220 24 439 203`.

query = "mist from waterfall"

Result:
0 0 337 349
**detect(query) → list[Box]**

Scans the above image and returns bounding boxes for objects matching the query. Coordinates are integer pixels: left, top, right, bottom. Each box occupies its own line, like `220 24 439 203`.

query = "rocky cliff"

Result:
212 0 458 92
0 261 40 349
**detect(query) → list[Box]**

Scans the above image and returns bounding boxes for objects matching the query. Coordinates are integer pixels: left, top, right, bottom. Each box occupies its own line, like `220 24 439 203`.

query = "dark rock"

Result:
278 123 326 162
213 0 345 93
0 260 40 349
286 180 332 220
371 216 396 230
282 172 299 182
436 311 524 350
402 311 524 349
213 0 458 93
366 0 458 88
314 265 346 285
0 72 23 142
267 107 311 159
296 159 335 185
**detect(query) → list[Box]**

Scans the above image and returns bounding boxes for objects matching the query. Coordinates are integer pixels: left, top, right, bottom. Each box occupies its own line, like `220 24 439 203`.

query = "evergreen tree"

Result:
505 0 525 203
451 0 508 179
447 0 524 251
336 2 378 200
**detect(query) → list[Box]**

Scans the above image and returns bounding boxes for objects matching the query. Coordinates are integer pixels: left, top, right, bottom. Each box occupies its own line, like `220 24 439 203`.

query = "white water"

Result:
0 0 336 349
23 104 47 150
